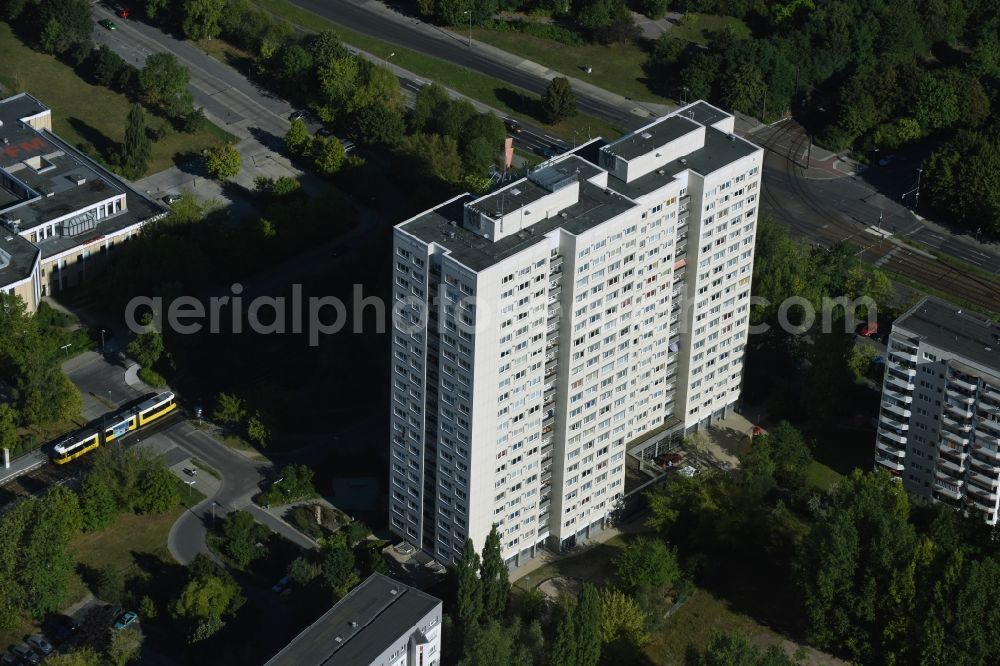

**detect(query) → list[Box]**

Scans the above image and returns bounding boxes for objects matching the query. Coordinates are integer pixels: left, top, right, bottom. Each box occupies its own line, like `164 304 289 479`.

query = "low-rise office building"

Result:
875 296 1000 525
266 573 442 666
0 93 167 311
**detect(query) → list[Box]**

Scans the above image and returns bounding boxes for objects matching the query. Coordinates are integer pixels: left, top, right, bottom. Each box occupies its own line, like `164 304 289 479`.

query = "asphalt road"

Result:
91 4 291 138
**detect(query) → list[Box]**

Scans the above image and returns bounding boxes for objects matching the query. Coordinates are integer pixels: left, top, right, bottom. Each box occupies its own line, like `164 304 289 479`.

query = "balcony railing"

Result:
885 373 915 392
942 429 970 446
875 454 905 471
933 477 963 500
944 402 973 420
942 415 972 432
937 456 966 475
878 427 907 444
948 375 978 393
945 387 976 405
939 442 969 460
876 439 905 456
881 401 911 419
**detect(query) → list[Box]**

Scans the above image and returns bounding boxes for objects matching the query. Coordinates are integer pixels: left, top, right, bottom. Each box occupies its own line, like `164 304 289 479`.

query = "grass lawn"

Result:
514 533 630 591
471 28 670 105
0 23 233 176
251 0 623 141
645 588 783 664
669 13 751 45
804 460 843 490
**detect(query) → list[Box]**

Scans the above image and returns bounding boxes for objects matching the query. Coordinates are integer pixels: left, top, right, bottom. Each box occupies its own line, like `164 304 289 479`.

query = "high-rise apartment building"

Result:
389 102 764 566
875 296 1000 525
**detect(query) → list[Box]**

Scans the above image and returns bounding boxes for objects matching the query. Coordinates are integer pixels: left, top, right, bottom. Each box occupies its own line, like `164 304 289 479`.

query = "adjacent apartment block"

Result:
266 573 442 666
875 296 1000 525
389 101 764 566
0 93 166 311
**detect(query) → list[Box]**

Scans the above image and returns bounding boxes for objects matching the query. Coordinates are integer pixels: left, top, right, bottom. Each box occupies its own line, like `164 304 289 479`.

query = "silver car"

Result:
27 635 53 656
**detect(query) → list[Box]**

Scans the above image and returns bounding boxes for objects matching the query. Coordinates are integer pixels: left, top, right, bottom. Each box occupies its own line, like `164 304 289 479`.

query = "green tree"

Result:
120 103 151 178
574 583 602 666
212 392 246 429
0 0 30 20
204 143 242 180
479 525 510 619
613 536 680 593
87 45 130 88
316 56 360 120
128 326 163 369
138 53 193 119
796 471 918 662
220 510 268 568
182 0 224 39
401 133 463 183
541 77 576 123
0 404 18 456
80 473 118 532
721 62 767 119
548 607 577 666
246 411 272 448
913 73 961 132
94 565 126 602
171 574 244 643
457 618 532 666
455 538 483 631
320 534 359 598
599 588 647 647
640 0 667 19
287 556 322 586
311 136 346 176
137 468 180 514
284 118 311 156
106 625 143 666
351 104 405 146
36 0 92 55
44 485 83 534
410 82 450 133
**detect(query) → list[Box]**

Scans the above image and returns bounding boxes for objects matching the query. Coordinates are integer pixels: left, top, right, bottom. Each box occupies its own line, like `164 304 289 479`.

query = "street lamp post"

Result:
185 479 196 498
100 329 106 353
212 501 218 526
572 130 580 148
464 11 472 47
915 168 923 211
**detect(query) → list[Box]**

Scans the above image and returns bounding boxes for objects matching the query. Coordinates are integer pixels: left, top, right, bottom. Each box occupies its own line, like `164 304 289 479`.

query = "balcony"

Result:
970 455 1000 475
879 414 909 431
881 401 911 419
968 468 999 489
882 387 913 403
878 428 907 445
942 415 972 432
888 344 918 363
937 456 966 476
966 483 998 505
966 491 998 512
942 429 970 446
949 375 978 393
548 284 561 300
888 353 917 371
549 255 563 270
944 402 973 420
973 442 1000 461
875 454 905 471
939 442 969 460
945 387 976 405
876 439 905 457
977 418 1000 438
983 383 1000 401
933 477 963 500
885 373 915 392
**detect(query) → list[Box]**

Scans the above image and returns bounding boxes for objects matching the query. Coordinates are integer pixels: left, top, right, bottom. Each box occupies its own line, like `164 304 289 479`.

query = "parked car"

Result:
289 110 309 121
341 139 356 154
857 322 879 337
271 575 291 593
12 645 39 666
1 653 19 666
26 636 53 656
115 6 130 18
504 119 522 134
113 611 138 630
98 18 117 30
678 465 698 477
878 154 897 167
162 193 182 205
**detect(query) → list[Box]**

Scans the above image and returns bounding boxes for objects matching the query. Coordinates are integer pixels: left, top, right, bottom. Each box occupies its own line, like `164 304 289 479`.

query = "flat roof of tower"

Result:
893 296 1000 373
601 115 700 161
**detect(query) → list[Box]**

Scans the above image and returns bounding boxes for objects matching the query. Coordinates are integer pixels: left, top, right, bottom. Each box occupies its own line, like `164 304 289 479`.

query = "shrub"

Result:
138 367 167 388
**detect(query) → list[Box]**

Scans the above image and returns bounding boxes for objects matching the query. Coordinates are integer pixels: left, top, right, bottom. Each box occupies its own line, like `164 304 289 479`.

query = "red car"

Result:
858 322 879 337
115 6 130 18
